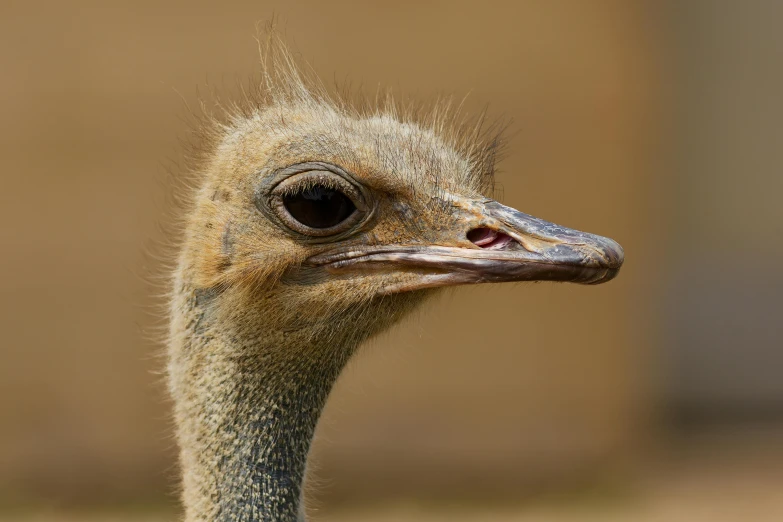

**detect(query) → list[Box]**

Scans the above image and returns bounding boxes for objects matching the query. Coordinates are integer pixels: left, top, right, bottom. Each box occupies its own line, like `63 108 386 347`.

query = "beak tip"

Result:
601 237 625 269
585 236 623 285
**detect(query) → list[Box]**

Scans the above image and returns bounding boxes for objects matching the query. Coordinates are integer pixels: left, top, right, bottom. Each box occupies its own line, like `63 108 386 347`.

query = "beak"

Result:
307 198 623 294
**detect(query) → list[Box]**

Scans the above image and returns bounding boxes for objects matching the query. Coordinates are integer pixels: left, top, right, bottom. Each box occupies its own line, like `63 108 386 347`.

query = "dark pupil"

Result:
282 185 356 229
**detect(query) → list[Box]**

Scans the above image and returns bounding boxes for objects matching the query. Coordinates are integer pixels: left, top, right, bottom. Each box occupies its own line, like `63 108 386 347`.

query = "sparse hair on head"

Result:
180 21 508 203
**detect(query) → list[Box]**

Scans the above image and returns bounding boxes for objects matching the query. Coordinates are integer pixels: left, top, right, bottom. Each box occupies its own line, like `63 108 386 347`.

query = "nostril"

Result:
467 227 514 250
467 227 497 245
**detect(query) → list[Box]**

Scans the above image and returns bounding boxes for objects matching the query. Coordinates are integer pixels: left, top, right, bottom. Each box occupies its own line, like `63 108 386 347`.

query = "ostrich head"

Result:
180 94 622 341
168 40 623 522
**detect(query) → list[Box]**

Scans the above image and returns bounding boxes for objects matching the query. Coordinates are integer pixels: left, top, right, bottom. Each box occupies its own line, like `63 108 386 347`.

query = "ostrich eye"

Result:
265 167 369 238
283 185 356 229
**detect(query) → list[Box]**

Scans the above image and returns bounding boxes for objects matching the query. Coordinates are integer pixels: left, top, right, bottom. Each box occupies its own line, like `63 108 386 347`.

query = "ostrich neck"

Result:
169 285 358 522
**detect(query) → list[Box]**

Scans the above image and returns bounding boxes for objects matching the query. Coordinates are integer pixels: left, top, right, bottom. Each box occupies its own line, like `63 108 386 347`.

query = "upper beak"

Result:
307 198 624 294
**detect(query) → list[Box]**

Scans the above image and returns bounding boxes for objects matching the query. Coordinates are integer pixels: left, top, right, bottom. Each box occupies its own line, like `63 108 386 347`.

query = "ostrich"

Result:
167 41 623 522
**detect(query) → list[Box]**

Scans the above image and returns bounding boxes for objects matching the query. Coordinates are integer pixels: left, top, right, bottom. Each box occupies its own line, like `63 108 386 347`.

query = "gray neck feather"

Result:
169 286 358 522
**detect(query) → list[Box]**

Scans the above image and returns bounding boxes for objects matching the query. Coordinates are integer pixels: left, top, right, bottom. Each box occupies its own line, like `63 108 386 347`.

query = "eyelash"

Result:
276 177 344 197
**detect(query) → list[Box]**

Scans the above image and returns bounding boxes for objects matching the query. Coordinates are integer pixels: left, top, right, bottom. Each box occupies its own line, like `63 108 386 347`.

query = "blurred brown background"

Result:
1 1 781 521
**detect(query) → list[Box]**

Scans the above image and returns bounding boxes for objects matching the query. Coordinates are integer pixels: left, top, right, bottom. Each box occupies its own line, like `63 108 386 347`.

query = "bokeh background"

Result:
1 1 781 521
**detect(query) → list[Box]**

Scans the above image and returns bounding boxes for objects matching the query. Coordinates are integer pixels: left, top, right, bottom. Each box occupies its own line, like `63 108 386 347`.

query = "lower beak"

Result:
308 199 624 293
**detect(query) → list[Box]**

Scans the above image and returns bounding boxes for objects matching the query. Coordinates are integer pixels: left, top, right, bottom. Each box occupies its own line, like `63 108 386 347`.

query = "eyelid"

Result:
271 170 368 212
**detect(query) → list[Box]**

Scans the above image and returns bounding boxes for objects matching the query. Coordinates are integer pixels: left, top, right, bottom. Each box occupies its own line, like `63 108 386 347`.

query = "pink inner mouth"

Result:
466 227 514 250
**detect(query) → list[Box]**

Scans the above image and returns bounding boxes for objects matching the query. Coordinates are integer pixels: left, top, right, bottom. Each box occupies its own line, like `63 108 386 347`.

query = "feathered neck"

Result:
168 281 359 522
167 271 422 521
